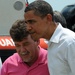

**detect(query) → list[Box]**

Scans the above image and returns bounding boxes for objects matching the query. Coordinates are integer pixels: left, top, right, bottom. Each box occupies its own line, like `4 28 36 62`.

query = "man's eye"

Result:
25 20 36 25
23 43 29 46
28 20 36 24
15 44 20 47
29 20 33 23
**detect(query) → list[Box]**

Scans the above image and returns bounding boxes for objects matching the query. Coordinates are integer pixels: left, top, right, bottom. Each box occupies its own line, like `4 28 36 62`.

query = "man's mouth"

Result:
21 51 29 56
28 31 35 34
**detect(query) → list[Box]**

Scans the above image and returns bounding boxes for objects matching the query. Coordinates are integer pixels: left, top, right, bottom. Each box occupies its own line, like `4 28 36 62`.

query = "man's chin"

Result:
31 35 38 41
32 37 38 41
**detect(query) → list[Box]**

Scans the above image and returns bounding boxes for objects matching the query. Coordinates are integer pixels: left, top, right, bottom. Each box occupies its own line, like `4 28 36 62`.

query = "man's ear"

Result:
35 39 40 45
47 14 52 21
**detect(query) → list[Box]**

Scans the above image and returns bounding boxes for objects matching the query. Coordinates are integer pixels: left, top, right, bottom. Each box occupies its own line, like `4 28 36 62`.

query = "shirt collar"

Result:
49 23 63 43
16 53 23 63
31 46 47 66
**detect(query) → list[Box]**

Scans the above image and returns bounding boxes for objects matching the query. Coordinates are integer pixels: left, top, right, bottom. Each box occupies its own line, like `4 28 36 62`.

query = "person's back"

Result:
61 4 75 32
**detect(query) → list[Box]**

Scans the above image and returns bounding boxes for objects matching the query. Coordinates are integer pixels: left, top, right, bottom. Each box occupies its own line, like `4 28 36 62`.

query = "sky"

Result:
28 0 75 11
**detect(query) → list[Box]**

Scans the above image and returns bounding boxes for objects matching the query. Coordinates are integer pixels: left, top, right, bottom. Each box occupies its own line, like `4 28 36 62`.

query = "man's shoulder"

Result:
40 47 47 53
39 46 48 58
3 53 19 64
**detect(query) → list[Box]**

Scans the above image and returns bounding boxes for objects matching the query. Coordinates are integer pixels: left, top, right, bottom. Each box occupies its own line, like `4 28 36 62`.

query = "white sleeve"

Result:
68 41 75 75
0 57 2 69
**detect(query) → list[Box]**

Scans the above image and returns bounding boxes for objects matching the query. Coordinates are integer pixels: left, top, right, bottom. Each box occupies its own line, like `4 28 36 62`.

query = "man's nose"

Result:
20 46 26 52
26 25 32 31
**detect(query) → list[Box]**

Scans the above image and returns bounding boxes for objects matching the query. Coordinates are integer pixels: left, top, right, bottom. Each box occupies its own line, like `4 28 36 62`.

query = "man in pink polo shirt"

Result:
1 20 50 75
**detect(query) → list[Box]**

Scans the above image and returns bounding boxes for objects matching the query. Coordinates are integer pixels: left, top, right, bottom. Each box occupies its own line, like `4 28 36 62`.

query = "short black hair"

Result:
24 0 54 19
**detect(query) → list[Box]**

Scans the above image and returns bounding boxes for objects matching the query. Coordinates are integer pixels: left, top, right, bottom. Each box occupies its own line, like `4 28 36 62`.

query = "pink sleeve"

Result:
1 61 8 75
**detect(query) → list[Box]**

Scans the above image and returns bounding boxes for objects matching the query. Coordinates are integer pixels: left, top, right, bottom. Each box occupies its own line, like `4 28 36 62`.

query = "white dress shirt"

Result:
48 23 75 75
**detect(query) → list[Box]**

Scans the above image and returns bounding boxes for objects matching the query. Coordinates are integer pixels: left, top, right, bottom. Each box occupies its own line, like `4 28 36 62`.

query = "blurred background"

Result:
28 0 75 11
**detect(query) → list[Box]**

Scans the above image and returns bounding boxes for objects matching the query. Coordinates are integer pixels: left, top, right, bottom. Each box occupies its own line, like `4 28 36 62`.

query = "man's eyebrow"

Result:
25 19 36 23
25 20 31 22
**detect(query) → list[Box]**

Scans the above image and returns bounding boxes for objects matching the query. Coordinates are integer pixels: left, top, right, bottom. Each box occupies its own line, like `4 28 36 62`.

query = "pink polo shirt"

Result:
1 47 50 75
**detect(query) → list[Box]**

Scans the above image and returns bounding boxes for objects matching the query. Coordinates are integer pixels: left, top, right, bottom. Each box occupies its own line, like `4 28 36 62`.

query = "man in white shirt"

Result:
24 1 75 75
